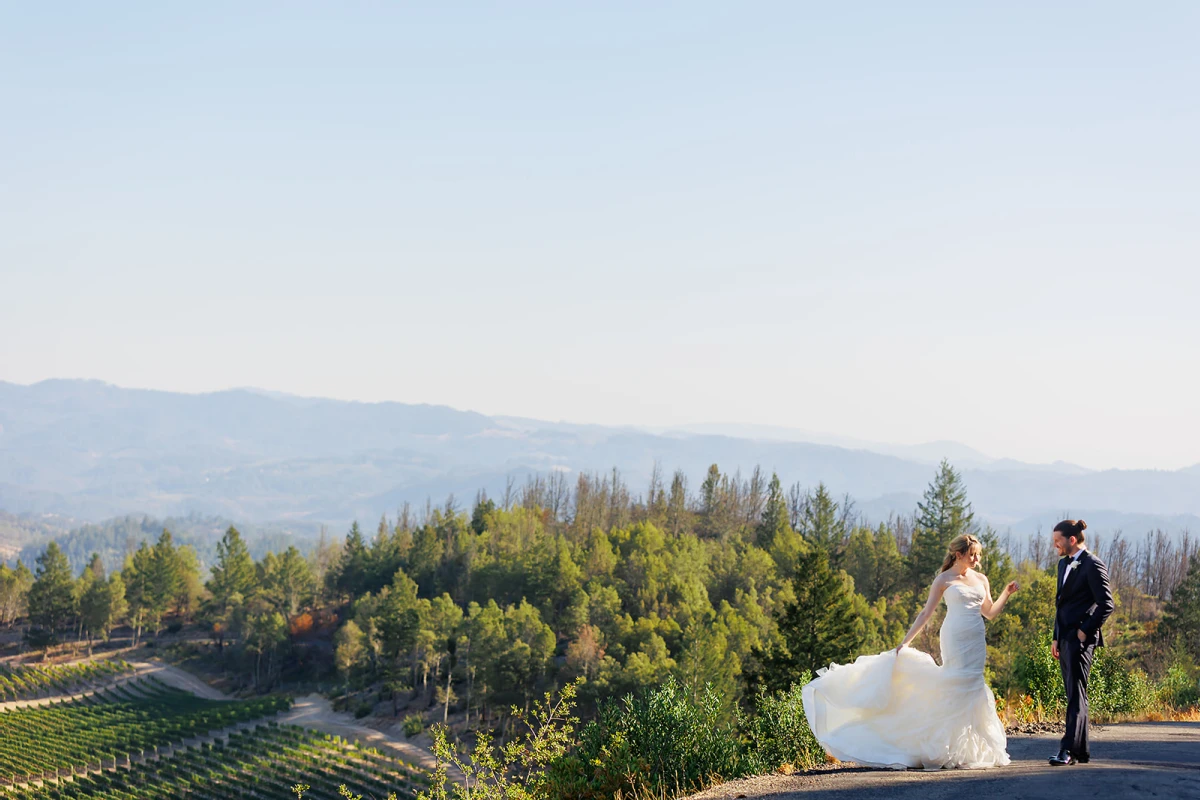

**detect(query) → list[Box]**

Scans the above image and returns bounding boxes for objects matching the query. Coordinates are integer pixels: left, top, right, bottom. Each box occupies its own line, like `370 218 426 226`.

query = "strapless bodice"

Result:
944 582 985 616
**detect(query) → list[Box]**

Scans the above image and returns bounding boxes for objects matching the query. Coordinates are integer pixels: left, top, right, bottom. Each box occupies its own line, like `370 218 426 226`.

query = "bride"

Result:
802 533 1019 770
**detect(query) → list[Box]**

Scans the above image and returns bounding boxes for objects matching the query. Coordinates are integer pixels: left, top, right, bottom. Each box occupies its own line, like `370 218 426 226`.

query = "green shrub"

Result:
420 680 580 800
354 701 373 719
740 677 825 774
1090 648 1153 717
1014 639 1064 711
544 676 742 799
1015 639 1157 718
402 714 424 738
1156 662 1199 709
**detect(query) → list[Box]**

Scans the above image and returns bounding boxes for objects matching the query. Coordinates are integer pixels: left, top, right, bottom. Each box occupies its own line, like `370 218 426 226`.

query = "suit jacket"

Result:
1054 549 1115 647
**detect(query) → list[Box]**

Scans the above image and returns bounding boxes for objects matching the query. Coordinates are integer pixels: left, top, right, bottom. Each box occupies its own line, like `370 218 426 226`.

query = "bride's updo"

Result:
939 533 982 573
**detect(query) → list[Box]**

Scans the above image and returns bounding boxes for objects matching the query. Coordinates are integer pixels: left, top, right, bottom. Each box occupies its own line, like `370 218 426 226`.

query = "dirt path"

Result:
8 655 450 781
281 694 461 782
128 665 452 778
689 722 1200 800
126 660 230 701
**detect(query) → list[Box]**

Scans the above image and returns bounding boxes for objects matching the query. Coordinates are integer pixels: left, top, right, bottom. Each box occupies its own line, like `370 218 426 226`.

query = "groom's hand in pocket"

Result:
1077 629 1087 643
1051 640 1060 660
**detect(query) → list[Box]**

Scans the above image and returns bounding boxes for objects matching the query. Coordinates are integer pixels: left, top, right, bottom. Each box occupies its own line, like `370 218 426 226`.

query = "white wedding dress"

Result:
801 582 1010 770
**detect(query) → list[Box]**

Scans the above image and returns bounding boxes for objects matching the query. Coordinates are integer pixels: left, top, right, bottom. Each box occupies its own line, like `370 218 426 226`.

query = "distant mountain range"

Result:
2 380 1198 542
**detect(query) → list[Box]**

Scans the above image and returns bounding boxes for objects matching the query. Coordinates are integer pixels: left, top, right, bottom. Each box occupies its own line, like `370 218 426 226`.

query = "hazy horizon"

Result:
4 376 1195 474
3 4 1197 471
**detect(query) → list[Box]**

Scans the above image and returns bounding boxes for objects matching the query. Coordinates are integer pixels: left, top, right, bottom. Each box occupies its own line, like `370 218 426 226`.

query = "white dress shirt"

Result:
1062 545 1087 586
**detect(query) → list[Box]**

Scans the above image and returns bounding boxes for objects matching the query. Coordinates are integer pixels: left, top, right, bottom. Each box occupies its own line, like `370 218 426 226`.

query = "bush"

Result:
22 627 57 652
1156 662 1200 709
419 680 580 800
402 714 424 738
740 678 825 774
544 676 743 799
354 701 373 719
1014 639 1064 711
1090 648 1153 717
1015 638 1157 719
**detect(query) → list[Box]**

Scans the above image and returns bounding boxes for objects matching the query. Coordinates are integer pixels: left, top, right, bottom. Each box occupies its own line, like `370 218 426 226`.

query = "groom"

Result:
1049 519 1115 766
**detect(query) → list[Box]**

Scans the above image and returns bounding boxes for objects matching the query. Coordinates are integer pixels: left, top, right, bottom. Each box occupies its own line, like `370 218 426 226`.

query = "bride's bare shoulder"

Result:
966 570 990 591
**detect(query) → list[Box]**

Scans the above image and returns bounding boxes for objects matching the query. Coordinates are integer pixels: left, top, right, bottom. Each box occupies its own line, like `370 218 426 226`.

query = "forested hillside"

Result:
5 461 1199 798
13 513 321 576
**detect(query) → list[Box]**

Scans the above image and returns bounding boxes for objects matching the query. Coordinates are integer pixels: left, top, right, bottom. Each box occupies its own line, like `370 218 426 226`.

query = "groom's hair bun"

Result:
1053 518 1087 542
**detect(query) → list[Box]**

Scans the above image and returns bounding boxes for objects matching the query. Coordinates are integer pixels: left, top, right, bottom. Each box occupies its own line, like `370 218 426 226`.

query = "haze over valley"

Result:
2 379 1196 555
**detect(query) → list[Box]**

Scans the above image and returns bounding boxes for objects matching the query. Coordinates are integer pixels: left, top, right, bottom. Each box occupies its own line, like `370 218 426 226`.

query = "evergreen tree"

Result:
260 545 316 617
978 526 1015 590
80 573 127 654
84 553 106 582
329 521 371 601
204 526 256 651
746 547 863 693
799 483 848 562
699 464 724 538
842 527 878 598
666 470 689 536
123 544 153 645
755 473 789 549
908 461 976 592
470 497 497 536
147 530 188 633
1162 554 1200 661
27 542 77 637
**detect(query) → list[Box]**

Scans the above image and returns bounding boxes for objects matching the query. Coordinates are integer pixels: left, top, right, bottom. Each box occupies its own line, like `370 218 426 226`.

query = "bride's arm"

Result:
897 574 949 652
980 575 1020 620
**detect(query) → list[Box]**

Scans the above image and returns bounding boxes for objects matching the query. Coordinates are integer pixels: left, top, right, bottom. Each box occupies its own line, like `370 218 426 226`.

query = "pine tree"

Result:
666 470 689 536
27 542 77 637
1162 554 1200 661
978 526 1015 590
909 460 976 592
80 573 127 654
261 545 316 617
746 547 863 693
799 483 847 561
204 526 256 651
755 473 790 549
699 464 724 538
330 521 371 601
123 544 153 645
148 530 186 633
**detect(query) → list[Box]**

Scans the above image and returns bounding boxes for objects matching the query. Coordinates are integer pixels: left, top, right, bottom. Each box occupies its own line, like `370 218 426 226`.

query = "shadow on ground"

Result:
691 722 1200 800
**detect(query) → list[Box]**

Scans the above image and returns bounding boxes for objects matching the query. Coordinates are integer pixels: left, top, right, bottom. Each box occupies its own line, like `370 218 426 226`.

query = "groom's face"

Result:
1052 531 1074 557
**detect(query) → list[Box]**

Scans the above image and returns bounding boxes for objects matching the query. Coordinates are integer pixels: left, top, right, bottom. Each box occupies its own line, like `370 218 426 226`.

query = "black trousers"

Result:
1059 632 1096 756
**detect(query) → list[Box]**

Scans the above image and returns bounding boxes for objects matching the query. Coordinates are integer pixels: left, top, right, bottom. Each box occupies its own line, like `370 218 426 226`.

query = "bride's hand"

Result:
1005 580 1019 594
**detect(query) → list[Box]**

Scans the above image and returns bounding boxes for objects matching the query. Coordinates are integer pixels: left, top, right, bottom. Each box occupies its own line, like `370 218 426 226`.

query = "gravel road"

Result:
689 722 1200 800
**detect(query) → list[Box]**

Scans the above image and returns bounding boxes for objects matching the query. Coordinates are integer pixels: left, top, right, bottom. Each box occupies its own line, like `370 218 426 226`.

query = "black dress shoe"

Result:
1076 754 1090 763
1049 749 1075 766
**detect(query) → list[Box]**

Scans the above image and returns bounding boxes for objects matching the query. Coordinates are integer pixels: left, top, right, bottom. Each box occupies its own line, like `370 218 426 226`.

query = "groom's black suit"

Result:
1053 548 1115 759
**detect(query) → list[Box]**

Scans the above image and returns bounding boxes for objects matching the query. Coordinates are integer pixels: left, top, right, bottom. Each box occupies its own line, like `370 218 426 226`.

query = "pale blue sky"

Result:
2 3 1198 470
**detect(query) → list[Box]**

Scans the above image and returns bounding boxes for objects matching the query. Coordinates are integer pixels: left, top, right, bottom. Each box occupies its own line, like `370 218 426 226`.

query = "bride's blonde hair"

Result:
939 533 982 573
